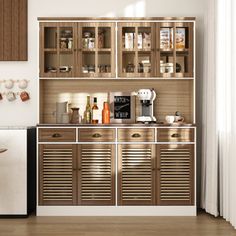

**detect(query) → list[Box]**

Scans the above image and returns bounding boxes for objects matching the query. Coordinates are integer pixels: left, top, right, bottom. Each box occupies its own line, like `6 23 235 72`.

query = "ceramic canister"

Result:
55 102 68 123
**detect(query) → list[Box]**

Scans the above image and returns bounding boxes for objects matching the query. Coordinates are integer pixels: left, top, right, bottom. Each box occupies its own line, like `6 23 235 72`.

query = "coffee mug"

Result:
165 115 175 124
20 91 30 102
175 116 184 122
6 91 16 101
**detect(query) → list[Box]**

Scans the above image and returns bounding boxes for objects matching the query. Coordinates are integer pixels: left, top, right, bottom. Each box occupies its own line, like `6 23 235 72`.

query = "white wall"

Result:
0 0 206 206
0 0 206 126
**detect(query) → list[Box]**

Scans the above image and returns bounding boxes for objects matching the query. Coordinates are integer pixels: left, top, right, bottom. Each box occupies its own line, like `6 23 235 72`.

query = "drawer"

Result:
118 128 155 142
78 128 115 142
38 128 76 142
157 128 194 142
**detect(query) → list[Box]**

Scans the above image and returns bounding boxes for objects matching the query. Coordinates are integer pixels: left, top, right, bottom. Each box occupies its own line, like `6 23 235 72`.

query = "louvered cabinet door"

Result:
118 144 156 205
157 144 194 205
78 145 115 205
39 145 77 205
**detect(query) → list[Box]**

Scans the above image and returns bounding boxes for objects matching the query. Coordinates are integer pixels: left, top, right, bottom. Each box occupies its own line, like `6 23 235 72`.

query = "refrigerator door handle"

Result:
0 148 8 154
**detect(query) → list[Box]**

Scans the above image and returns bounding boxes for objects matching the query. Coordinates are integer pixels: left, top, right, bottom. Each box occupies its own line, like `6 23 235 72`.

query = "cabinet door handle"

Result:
92 133 102 138
171 133 181 138
52 133 62 138
0 148 8 154
132 133 141 138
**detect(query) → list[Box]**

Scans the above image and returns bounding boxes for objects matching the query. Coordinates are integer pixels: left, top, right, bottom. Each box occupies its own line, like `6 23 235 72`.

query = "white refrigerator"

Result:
0 128 35 216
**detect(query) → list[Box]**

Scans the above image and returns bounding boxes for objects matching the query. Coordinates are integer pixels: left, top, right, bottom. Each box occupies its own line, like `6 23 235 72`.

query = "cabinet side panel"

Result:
0 0 3 60
18 0 27 61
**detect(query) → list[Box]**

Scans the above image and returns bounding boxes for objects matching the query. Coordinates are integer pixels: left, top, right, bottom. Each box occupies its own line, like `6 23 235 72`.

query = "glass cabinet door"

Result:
58 23 76 77
40 23 76 77
156 22 194 78
118 23 155 78
156 22 175 78
79 22 115 78
175 22 194 77
40 23 58 77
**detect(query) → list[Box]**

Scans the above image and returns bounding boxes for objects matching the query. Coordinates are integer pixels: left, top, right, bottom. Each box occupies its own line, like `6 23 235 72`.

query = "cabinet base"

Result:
37 206 197 216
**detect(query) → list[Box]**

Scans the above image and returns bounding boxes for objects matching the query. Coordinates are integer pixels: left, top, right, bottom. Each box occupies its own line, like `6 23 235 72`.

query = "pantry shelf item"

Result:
70 107 81 124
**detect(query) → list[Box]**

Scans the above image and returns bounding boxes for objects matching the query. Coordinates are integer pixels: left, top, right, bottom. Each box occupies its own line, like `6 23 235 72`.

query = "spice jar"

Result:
126 62 135 73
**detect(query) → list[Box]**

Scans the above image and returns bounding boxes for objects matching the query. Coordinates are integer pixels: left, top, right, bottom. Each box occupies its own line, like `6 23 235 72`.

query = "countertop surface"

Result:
37 123 196 127
0 126 36 130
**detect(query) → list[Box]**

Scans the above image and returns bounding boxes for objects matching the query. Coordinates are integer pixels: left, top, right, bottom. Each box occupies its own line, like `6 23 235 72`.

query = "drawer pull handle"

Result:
171 133 181 138
92 133 102 138
52 133 62 138
0 148 8 154
132 133 141 138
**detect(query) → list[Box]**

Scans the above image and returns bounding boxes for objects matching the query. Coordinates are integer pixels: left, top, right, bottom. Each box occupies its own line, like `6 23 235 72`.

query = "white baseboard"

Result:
37 206 197 216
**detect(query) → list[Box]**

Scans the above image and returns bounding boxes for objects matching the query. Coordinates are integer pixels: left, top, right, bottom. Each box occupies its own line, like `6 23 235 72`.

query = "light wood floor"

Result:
0 211 235 236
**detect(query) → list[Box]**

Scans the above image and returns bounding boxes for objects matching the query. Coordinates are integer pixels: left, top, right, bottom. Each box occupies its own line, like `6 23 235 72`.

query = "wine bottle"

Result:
92 97 99 124
85 96 91 124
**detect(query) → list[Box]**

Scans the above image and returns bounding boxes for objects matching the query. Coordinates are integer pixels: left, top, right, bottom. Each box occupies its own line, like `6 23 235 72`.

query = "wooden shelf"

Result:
97 48 112 52
59 49 74 53
82 48 96 52
122 49 136 52
44 49 57 52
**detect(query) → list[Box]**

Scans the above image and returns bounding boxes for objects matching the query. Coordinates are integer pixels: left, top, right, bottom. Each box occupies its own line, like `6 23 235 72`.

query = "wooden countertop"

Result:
37 123 196 128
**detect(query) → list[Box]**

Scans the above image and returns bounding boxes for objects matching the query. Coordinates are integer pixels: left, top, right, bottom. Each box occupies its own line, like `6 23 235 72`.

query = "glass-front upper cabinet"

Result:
40 22 76 77
78 22 116 78
156 22 194 78
118 22 155 78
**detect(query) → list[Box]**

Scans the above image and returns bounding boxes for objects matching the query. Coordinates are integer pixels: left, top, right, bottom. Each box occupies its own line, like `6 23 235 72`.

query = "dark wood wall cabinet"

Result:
0 0 27 61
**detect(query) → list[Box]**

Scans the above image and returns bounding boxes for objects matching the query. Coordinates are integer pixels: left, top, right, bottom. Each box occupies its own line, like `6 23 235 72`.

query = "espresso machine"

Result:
135 89 157 123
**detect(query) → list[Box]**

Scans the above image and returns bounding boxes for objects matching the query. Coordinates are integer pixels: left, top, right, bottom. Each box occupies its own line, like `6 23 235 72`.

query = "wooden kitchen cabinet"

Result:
79 22 116 77
37 17 197 216
39 22 115 78
39 22 77 77
0 0 27 61
77 144 115 205
156 22 194 77
39 19 194 78
118 144 156 205
117 22 156 78
156 144 194 205
38 144 77 205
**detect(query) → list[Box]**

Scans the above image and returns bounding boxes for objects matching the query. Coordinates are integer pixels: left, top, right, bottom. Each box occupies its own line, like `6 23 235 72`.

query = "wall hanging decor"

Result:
0 0 28 61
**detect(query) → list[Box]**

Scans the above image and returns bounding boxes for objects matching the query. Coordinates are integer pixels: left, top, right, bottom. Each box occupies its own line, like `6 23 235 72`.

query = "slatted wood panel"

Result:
39 79 193 124
0 0 27 61
118 144 155 205
39 144 77 205
157 144 194 205
78 145 115 205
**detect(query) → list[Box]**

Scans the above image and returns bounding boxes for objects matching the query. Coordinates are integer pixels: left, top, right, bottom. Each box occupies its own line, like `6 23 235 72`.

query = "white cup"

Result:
175 116 184 122
165 115 175 124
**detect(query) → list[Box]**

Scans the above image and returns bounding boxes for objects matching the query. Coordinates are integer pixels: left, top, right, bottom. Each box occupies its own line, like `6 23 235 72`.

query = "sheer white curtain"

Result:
201 0 236 229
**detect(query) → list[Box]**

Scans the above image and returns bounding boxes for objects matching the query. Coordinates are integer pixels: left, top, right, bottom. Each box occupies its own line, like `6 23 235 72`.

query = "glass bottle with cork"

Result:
92 97 99 124
85 95 92 124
